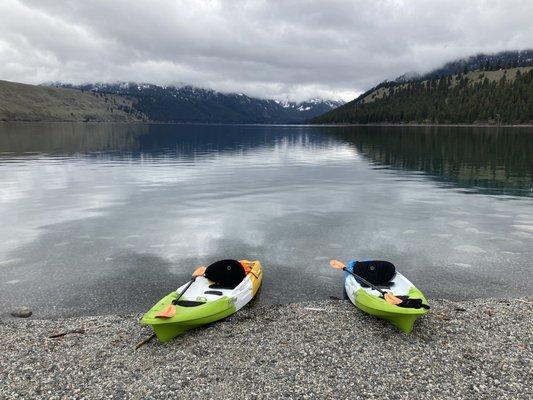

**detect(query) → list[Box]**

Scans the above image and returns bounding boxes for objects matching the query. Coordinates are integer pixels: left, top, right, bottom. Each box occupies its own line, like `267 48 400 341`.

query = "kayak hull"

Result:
142 260 262 342
344 261 428 333
352 287 428 333
143 292 237 342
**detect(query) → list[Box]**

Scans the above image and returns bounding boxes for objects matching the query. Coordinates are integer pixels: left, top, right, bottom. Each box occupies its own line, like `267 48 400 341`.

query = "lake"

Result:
1 123 532 317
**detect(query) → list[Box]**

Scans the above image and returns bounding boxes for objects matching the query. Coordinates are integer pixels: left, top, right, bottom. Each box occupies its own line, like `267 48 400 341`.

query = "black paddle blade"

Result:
395 297 430 309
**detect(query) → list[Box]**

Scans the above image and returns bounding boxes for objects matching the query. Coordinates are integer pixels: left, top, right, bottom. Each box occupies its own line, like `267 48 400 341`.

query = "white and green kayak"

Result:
142 259 262 342
342 260 429 333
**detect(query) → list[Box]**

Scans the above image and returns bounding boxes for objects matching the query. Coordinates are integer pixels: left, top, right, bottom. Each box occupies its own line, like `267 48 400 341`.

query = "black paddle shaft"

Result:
343 267 387 295
171 277 197 305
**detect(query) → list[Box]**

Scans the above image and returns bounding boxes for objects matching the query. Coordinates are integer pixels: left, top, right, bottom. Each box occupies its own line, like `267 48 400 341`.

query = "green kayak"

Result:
142 260 262 342
344 260 429 333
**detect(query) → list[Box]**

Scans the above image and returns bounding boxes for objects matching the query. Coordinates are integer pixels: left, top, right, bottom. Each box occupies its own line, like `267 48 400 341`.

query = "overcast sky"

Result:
1 0 532 101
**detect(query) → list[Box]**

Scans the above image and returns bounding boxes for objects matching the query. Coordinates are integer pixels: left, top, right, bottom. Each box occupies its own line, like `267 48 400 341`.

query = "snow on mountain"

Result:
48 82 344 123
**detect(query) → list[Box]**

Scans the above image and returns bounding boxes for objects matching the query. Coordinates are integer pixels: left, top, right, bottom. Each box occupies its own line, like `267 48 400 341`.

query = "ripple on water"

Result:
512 225 533 233
0 258 23 266
485 214 513 218
453 262 472 268
448 220 469 228
465 228 487 234
511 231 533 239
515 214 533 220
454 245 486 254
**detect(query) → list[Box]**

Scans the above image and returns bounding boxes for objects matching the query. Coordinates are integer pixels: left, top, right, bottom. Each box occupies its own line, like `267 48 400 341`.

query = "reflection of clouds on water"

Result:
0 124 532 315
0 158 129 258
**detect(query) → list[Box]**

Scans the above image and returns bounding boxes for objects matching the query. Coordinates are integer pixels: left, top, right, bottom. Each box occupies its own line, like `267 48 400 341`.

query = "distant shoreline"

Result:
1 120 533 128
310 122 533 128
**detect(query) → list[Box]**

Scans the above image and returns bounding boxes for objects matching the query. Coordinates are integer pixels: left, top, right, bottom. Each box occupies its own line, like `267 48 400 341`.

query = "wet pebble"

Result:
10 307 32 318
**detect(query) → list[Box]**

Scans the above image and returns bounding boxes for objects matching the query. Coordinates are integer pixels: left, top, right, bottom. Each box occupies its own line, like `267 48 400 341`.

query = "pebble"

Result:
10 307 32 318
0 298 531 399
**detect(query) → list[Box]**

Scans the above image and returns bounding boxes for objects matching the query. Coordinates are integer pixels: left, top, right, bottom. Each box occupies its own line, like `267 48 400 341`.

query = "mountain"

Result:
53 83 344 124
410 49 533 81
312 50 533 125
0 80 145 122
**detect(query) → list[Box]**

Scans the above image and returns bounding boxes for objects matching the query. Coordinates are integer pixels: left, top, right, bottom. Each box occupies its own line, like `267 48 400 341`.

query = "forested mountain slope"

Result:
313 67 532 124
313 51 533 125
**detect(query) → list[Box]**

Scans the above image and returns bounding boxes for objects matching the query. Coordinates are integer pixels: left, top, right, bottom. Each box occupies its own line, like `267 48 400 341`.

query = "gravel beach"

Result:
1 298 531 399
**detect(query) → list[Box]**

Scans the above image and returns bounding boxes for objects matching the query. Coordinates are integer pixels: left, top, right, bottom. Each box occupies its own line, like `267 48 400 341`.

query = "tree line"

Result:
312 69 533 124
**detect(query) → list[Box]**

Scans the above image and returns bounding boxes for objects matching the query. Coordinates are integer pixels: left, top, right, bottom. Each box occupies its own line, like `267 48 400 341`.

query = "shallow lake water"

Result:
0 123 532 317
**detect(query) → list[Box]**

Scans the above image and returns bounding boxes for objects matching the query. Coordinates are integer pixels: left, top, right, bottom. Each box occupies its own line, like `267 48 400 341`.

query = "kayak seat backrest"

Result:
204 259 246 290
354 260 396 286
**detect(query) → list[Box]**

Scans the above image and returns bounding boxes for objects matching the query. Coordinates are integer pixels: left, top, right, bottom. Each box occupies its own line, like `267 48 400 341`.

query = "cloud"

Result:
0 0 532 101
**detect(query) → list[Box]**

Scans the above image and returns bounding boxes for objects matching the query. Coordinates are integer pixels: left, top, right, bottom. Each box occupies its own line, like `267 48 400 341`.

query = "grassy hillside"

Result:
0 80 145 122
312 66 533 125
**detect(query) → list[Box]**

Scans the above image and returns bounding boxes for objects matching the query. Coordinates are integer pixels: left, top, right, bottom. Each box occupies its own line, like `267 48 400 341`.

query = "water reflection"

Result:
2 123 531 197
0 123 532 317
326 125 533 196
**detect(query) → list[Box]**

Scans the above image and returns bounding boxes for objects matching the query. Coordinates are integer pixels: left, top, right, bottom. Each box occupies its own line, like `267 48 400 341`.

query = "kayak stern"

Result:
353 286 429 333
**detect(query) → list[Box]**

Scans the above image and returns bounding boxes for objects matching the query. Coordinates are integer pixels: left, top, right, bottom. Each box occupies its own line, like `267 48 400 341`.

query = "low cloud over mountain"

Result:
1 1 533 101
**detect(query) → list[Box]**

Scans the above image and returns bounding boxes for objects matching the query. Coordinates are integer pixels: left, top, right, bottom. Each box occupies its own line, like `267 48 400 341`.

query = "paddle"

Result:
155 266 206 318
330 259 404 306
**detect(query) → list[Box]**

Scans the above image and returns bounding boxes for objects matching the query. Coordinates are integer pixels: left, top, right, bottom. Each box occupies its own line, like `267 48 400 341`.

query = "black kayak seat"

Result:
353 260 396 286
204 259 246 290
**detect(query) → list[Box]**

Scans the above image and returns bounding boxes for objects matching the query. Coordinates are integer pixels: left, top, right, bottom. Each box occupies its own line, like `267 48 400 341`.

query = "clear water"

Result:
0 123 532 317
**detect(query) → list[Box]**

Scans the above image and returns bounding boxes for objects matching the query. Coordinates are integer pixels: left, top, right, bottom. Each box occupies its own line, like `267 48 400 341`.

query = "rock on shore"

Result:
0 298 531 399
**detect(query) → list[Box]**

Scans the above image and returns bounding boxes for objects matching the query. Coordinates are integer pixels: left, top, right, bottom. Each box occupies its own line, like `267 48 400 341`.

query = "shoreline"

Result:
310 122 533 128
1 120 533 128
1 297 531 399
